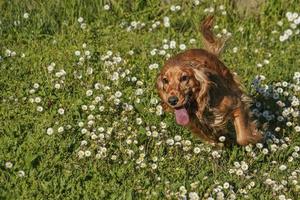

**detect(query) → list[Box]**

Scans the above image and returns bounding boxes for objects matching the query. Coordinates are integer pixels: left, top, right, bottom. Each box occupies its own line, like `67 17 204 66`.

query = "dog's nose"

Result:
168 96 179 106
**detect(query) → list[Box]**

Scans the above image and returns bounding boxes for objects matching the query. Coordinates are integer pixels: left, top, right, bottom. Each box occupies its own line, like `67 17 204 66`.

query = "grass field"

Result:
1 0 300 199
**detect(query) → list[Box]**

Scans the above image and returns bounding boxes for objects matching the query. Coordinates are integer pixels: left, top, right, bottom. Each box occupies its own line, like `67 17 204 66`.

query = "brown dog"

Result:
156 16 263 146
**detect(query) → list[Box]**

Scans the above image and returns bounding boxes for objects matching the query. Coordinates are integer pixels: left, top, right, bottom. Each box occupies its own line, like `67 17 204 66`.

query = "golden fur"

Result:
156 16 263 146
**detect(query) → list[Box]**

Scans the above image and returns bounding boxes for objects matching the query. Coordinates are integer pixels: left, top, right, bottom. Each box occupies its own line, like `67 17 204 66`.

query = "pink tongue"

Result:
175 108 190 126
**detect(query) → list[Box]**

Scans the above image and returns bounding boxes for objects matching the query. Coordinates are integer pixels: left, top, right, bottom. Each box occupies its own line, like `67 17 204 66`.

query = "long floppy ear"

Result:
156 74 171 112
193 68 211 120
156 74 163 91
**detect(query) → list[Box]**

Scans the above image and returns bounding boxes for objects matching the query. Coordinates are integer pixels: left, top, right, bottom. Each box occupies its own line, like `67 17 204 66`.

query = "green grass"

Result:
1 0 300 199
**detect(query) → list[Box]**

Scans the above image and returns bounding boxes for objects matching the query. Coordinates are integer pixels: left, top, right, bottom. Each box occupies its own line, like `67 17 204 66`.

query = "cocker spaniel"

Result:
156 16 263 146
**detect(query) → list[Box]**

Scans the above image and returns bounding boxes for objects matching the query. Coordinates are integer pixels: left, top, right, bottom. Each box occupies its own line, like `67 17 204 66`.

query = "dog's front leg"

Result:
232 107 263 146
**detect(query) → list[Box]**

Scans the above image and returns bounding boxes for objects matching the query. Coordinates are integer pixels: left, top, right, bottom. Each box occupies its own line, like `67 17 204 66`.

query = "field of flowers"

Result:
0 0 299 199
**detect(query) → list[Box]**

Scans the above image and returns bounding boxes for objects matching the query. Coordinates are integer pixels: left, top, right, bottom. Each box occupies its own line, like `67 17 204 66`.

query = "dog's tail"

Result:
200 16 227 57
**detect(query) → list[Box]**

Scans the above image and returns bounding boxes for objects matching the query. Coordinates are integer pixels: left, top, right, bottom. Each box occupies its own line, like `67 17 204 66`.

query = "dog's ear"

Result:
156 73 171 112
156 73 164 90
192 68 211 119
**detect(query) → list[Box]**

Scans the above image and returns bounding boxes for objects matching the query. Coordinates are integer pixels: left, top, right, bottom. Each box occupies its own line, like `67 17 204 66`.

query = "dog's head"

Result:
156 60 211 126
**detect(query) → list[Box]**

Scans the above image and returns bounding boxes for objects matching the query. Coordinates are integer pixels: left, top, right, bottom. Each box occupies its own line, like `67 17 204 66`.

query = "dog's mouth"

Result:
173 92 192 126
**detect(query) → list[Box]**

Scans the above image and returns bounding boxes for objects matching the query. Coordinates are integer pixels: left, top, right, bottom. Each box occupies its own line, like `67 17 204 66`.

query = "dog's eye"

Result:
180 75 189 82
162 78 169 84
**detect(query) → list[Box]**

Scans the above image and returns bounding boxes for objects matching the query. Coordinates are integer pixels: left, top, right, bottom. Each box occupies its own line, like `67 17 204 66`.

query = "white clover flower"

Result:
29 89 35 94
163 44 169 50
37 106 43 112
185 140 192 146
175 5 181 11
241 163 249 171
188 39 196 44
293 146 300 152
115 91 122 98
285 29 293 36
152 131 159 137
234 161 240 168
78 17 84 23
34 97 41 103
193 147 201 154
81 128 87 134
47 65 54 72
290 23 297 29
54 83 61 89
46 127 54 135
136 80 143 86
236 169 244 176
279 34 288 42
189 192 199 200
150 49 157 56
255 142 263 149
103 4 110 10
294 16 300 24
257 63 263 67
292 152 299 158
163 16 170 28
58 126 64 133
111 155 117 160
18 170 25 177
278 195 286 200
99 106 105 112
86 89 93 96
194 0 200 6
85 150 91 157
79 27 87 34
262 148 269 154
80 140 87 146
23 13 29 19
135 88 143 95
173 135 181 142
179 44 186 50
78 150 85 158
263 59 270 64
136 118 142 125
219 136 226 142
79 57 85 63
295 126 300 132
286 12 294 21
160 122 167 129
78 122 84 127
279 165 287 171
158 50 166 55
170 5 176 11
58 108 65 115
74 50 81 57
219 5 225 10
5 161 13 169
33 83 40 89
150 98 158 105
212 151 220 158
233 47 238 53
128 50 134 55
223 182 230 189
87 120 94 127
166 138 174 145
151 163 157 169
169 40 176 49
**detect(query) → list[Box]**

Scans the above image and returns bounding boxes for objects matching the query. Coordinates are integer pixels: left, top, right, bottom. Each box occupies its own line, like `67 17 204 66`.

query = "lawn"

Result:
0 0 300 199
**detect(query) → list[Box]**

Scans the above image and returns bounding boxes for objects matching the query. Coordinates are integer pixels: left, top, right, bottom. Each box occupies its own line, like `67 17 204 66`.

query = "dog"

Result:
156 16 263 146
